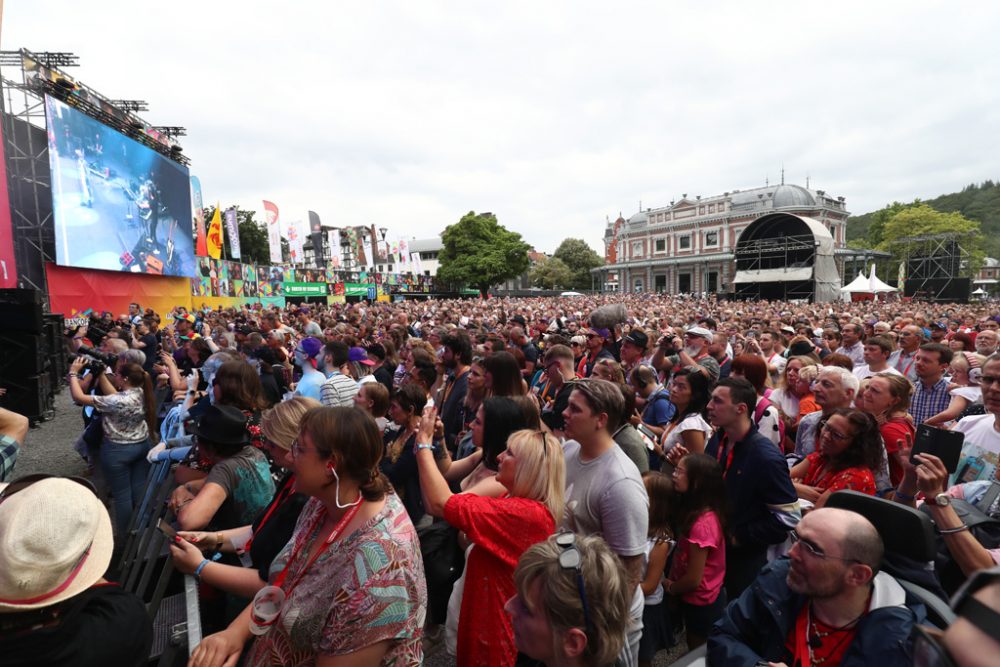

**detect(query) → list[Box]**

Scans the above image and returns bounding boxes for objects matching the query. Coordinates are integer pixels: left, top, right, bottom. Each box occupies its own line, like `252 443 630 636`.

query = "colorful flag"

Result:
287 220 304 265
362 235 375 271
191 176 207 256
224 208 241 259
206 204 223 259
263 200 282 264
328 229 342 268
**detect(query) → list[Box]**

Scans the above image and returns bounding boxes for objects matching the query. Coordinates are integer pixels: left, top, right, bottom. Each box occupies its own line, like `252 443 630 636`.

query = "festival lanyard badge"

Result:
249 500 363 635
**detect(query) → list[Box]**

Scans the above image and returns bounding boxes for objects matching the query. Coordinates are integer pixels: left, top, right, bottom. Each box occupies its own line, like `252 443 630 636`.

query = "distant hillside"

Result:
847 181 1000 257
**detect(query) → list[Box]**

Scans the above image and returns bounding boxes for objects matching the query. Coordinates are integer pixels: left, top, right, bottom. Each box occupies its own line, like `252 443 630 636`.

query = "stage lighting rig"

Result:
153 126 187 138
110 99 149 113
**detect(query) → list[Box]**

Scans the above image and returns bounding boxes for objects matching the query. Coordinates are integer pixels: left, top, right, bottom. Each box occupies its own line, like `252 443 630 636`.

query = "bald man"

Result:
710 508 925 667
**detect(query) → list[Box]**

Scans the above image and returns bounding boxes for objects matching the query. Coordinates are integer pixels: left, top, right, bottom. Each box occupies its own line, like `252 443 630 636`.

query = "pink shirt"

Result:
670 510 726 605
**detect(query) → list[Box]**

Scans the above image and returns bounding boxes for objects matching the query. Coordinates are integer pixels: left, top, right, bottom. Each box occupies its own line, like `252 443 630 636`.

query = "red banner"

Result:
0 118 18 287
46 263 191 318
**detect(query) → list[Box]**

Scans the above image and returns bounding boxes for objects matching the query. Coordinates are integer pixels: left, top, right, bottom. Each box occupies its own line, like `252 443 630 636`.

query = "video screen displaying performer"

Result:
45 95 196 278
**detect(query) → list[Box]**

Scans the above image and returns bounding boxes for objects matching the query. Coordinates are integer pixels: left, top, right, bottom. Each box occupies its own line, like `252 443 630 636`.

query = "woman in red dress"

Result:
414 406 564 667
790 408 883 508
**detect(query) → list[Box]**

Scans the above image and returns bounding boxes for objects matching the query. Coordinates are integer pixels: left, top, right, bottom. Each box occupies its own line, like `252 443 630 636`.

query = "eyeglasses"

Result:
554 532 594 635
980 375 1000 387
789 529 859 563
820 423 853 443
0 473 98 503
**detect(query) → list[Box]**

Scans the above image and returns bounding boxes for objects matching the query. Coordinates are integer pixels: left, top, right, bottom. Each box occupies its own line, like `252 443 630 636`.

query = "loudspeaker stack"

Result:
0 289 57 422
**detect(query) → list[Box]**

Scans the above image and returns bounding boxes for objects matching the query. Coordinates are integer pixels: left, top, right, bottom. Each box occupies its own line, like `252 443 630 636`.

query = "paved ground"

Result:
19 388 691 666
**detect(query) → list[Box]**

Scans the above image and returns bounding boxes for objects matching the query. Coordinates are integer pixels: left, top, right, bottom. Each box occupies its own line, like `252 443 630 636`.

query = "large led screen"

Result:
45 95 195 277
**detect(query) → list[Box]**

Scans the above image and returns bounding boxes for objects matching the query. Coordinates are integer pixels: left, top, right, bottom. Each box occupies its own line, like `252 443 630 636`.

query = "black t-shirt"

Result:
138 333 159 371
541 382 574 432
0 584 152 667
250 472 308 583
373 365 394 394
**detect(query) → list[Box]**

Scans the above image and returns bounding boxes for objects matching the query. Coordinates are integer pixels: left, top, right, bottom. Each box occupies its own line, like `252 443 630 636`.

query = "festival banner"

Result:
263 200 283 264
284 281 327 297
398 238 411 272
309 211 325 268
411 251 423 276
287 220 304 265
225 208 241 259
228 261 244 297
206 205 223 259
328 229 342 268
243 263 258 297
191 176 207 257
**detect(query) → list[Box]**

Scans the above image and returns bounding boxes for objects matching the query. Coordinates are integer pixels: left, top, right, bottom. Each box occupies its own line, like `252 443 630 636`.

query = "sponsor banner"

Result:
284 281 327 297
362 237 375 271
309 211 325 268
328 229 342 268
191 176 207 256
263 200 282 263
287 220 304 265
225 208 241 259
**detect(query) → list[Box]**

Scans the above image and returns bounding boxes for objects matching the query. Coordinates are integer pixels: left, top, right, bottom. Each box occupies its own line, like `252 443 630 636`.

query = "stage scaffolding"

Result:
891 232 973 302
733 233 817 272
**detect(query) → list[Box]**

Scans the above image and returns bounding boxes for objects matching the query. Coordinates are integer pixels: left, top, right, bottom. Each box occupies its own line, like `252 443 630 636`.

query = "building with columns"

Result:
595 182 852 294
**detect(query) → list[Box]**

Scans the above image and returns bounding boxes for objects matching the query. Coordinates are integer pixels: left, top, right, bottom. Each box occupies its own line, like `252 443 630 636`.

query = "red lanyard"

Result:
272 500 363 593
715 433 735 477
243 478 296 555
896 353 914 377
792 603 811 667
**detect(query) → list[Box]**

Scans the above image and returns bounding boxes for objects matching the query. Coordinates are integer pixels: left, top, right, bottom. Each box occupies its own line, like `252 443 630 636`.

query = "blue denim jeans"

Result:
100 437 151 536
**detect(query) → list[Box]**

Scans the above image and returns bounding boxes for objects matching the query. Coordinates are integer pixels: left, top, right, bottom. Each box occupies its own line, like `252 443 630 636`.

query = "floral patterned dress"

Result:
243 493 426 667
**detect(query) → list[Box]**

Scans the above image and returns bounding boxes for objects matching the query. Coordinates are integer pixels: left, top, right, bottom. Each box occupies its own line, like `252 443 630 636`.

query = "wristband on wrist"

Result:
68 373 79 378
194 559 210 579
939 524 970 535
416 443 434 451
894 490 915 502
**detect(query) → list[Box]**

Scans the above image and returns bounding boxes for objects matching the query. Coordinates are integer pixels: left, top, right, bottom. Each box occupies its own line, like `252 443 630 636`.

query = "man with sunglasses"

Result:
710 508 925 667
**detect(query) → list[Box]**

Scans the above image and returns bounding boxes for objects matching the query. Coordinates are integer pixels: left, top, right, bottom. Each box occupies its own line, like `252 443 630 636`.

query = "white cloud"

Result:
7 1 1000 255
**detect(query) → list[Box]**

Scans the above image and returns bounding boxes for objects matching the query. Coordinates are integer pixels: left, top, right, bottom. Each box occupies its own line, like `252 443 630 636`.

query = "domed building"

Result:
596 180 855 298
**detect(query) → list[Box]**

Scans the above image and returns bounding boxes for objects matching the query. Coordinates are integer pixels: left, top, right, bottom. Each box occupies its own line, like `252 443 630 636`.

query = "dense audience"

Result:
2 292 1000 666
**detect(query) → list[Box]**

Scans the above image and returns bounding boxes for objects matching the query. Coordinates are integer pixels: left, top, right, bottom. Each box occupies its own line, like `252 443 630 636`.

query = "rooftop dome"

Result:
771 184 815 209
627 211 648 225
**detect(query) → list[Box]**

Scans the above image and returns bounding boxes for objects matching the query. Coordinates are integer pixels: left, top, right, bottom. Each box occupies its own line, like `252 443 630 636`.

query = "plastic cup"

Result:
249 585 286 636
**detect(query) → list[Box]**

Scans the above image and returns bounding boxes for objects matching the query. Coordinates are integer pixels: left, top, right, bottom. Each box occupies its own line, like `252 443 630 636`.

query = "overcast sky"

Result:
6 2 999 254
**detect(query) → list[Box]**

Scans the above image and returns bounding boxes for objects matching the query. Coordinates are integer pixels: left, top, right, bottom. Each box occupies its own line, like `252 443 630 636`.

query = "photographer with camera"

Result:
68 357 157 537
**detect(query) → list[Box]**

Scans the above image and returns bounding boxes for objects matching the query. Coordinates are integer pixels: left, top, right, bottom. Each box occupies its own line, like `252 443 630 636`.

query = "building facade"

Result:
595 183 852 294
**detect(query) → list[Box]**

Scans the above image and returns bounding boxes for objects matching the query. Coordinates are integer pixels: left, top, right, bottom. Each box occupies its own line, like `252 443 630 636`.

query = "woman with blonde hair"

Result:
860 372 914 486
169 397 319 597
415 407 564 667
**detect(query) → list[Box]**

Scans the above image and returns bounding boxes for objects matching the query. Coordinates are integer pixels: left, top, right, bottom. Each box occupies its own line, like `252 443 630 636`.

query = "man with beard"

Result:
976 329 999 358
709 508 924 667
654 326 720 382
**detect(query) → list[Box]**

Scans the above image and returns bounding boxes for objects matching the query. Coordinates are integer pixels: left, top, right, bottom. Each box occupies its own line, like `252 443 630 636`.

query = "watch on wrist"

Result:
934 493 952 508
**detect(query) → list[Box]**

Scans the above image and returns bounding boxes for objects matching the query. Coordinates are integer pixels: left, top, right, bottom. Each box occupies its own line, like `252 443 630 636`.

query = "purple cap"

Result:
349 346 375 366
297 337 323 359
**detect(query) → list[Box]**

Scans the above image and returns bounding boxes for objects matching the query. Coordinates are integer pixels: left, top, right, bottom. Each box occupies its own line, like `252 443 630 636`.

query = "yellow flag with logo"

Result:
206 204 223 259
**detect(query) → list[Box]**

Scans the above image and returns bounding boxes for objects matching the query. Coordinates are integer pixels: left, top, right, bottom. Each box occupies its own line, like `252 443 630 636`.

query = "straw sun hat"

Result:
0 477 113 612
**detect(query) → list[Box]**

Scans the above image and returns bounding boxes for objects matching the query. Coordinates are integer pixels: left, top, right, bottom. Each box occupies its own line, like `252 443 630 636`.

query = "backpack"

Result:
921 481 1000 595
753 396 786 445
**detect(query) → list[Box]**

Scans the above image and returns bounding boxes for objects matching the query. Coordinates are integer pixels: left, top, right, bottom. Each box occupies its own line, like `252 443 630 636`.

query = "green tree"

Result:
878 203 985 275
203 206 288 264
552 238 603 290
437 211 531 297
865 201 911 248
529 256 574 290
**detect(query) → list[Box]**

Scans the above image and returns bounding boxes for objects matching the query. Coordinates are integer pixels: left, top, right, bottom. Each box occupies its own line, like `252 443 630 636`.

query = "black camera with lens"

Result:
75 345 119 375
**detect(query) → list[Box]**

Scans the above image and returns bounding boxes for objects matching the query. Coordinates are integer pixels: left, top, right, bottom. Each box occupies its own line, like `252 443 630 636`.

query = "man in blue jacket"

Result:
709 508 925 667
703 377 800 597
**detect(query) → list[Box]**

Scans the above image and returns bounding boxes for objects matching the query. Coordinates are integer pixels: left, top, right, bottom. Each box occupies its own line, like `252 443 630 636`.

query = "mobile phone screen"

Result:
157 518 178 541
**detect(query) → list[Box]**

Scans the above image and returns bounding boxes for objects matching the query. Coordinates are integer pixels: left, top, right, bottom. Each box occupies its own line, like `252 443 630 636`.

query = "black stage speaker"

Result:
904 278 971 303
0 288 44 333
0 330 49 377
2 373 54 422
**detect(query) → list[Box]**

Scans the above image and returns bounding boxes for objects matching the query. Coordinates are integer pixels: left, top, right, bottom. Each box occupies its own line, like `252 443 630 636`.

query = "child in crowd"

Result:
665 453 728 650
638 471 676 667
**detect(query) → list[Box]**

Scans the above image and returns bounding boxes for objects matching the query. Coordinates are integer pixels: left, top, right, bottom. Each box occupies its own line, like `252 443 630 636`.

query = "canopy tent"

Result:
840 272 873 293
868 266 898 293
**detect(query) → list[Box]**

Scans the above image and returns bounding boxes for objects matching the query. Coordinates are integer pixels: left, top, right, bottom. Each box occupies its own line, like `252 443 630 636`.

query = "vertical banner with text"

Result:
263 200 282 263
191 176 207 257
309 211 325 268
224 208 241 259
287 220 304 265
328 229 342 268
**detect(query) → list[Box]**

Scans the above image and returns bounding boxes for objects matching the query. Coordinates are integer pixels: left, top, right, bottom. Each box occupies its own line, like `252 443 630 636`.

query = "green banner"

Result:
283 281 327 296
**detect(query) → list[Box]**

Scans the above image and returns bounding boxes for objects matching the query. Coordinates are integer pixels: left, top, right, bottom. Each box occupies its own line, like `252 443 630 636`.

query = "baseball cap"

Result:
297 337 323 359
349 347 375 366
582 327 610 339
622 331 649 348
685 326 713 340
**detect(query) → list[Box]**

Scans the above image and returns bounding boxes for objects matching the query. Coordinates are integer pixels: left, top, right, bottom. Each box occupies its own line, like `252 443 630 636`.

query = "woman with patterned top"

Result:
68 359 156 536
190 406 426 667
789 408 883 507
413 406 564 667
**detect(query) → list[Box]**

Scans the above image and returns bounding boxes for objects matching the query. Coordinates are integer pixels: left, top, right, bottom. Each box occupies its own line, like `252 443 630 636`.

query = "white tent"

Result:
840 272 873 293
868 266 898 293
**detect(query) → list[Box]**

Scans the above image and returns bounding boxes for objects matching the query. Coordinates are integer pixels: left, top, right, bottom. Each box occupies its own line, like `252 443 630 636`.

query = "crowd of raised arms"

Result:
1 292 1000 667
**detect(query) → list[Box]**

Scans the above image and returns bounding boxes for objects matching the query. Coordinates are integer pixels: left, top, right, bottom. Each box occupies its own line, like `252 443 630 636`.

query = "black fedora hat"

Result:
188 405 250 446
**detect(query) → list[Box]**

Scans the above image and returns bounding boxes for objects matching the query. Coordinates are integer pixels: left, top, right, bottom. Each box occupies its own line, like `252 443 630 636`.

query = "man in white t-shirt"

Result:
561 378 649 667
952 355 1000 485
853 335 904 381
759 330 787 386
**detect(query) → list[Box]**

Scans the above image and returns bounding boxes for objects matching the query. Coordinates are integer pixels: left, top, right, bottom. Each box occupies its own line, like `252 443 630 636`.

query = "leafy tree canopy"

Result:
552 238 603 290
877 203 985 275
529 256 574 290
437 211 531 296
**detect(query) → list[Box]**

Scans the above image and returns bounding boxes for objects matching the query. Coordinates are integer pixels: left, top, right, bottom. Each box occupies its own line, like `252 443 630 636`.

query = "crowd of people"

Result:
1 292 1000 666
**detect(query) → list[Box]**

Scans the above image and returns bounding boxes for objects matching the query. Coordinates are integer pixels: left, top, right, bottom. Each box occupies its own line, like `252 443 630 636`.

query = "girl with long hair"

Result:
666 453 728 650
656 367 713 459
483 351 527 397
